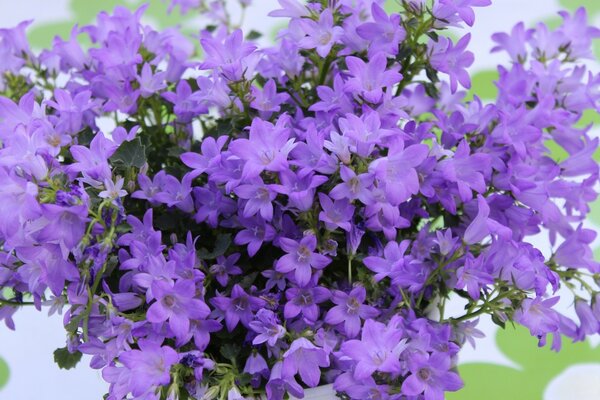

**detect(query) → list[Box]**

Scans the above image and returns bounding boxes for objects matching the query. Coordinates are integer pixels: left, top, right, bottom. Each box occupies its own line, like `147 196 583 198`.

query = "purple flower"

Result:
249 309 286 347
116 340 178 397
282 337 330 387
340 318 407 379
437 140 491 202
330 165 374 205
401 352 463 399
146 279 210 340
229 118 296 179
318 193 355 232
266 361 304 400
369 142 429 205
554 225 600 272
434 229 459 256
430 34 474 93
137 63 166 98
455 254 494 299
298 9 343 57
325 286 380 338
250 79 289 118
234 178 277 221
491 22 533 62
210 284 266 331
200 29 258 81
284 286 330 322
270 170 328 211
99 177 127 201
356 3 406 57
234 216 276 257
344 52 402 103
275 235 330 286
209 253 242 287
575 299 599 338
514 296 562 349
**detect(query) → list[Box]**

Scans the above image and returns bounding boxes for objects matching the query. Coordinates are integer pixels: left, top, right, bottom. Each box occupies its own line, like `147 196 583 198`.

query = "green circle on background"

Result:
0 357 9 390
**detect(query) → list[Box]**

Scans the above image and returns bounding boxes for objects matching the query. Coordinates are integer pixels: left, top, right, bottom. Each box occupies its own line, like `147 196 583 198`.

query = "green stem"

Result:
0 298 35 306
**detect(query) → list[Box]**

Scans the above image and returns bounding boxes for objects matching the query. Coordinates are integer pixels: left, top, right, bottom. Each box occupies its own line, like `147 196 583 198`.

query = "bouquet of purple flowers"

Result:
1 0 600 398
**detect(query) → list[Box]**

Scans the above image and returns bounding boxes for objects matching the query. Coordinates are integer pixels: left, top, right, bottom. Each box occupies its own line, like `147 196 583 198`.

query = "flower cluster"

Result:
0 0 599 399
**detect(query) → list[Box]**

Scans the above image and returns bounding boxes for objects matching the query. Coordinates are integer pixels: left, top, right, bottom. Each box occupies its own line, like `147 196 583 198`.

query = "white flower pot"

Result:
257 384 337 400
289 384 336 399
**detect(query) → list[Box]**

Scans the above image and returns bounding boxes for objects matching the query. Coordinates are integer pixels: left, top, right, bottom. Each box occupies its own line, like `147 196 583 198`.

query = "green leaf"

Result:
0 356 9 390
246 30 262 41
53 347 83 370
110 138 147 168
198 234 232 260
220 343 241 363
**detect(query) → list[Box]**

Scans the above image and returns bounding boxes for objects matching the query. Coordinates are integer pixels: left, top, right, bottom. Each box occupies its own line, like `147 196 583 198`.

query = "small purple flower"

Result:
250 79 289 118
430 34 474 93
209 253 242 287
344 52 402 103
330 165 374 205
298 9 343 57
282 337 330 387
401 352 464 399
210 284 266 331
266 361 304 400
146 279 210 340
369 142 429 205
229 118 296 179
284 285 330 322
318 193 355 232
340 318 407 379
116 340 179 397
325 286 380 338
99 177 127 201
356 3 406 57
249 309 286 347
234 178 277 221
275 235 330 286
434 229 459 256
234 216 276 257
270 170 328 212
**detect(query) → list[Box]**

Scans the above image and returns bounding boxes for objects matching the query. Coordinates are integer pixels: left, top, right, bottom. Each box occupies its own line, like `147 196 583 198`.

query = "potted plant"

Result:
0 0 599 399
